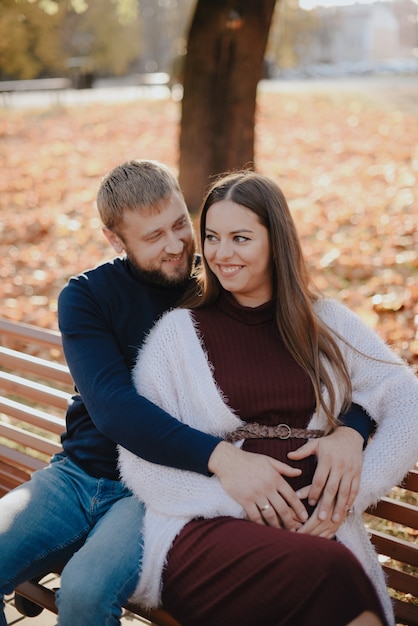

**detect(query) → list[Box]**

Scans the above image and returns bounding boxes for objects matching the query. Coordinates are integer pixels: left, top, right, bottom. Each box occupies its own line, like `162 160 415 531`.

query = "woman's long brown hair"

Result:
182 170 352 430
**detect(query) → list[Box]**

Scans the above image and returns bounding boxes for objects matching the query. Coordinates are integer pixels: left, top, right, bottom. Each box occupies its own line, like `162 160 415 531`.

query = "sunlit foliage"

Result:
1 0 142 79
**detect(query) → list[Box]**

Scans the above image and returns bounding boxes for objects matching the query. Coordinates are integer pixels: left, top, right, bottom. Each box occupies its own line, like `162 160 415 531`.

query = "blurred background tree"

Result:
0 0 65 79
60 0 142 82
179 0 276 210
267 0 319 69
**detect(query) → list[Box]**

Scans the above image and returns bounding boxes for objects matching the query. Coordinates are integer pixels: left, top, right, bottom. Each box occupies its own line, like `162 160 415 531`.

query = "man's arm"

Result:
339 402 375 446
58 278 220 476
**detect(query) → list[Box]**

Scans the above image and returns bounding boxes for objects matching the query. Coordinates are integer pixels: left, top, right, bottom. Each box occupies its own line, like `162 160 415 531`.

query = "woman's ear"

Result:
102 228 125 254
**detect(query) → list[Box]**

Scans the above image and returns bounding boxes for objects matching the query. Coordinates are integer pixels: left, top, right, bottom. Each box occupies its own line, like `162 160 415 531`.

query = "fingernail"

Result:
332 513 341 522
318 510 327 521
300 511 308 521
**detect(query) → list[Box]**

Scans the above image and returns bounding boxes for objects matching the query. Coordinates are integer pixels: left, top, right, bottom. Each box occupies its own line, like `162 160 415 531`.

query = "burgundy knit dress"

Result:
161 292 387 626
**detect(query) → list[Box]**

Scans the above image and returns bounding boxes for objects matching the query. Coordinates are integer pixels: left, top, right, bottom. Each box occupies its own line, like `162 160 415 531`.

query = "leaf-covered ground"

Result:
1 79 417 368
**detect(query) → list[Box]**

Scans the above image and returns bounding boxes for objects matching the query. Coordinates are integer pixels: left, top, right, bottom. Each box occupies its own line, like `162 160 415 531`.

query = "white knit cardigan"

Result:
118 298 418 625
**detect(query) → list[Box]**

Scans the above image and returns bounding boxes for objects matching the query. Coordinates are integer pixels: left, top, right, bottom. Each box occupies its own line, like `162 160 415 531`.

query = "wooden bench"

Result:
1 316 417 625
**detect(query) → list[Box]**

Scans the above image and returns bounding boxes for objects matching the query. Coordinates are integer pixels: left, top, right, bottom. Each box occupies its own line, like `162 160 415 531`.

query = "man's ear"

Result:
102 228 125 254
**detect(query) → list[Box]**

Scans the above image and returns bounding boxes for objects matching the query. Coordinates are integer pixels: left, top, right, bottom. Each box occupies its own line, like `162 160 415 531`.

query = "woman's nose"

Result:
215 239 233 259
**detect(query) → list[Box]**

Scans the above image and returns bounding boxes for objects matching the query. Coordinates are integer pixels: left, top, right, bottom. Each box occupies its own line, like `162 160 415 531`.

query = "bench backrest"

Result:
365 470 418 625
0 318 70 496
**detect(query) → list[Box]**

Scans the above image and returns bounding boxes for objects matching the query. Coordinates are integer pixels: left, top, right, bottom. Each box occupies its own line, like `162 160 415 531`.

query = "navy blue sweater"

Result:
58 256 372 481
58 256 221 480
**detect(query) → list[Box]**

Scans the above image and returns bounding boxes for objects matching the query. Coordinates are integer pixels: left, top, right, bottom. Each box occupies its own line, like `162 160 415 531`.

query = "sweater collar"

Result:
216 290 275 326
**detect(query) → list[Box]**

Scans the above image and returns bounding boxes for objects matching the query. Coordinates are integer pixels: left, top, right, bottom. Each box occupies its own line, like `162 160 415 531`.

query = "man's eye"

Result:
147 233 161 242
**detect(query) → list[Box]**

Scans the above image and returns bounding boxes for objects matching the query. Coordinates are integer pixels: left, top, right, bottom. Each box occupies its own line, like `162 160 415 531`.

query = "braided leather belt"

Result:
225 422 324 443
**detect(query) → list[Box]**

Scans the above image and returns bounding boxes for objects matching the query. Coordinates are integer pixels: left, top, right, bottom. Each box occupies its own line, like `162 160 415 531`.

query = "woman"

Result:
119 171 418 626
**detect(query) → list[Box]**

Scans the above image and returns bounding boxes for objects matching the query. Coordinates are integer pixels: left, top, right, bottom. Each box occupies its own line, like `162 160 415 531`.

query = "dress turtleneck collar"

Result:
215 290 275 326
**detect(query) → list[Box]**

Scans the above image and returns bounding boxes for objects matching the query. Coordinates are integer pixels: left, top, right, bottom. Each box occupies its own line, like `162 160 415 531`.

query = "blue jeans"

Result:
0 453 145 626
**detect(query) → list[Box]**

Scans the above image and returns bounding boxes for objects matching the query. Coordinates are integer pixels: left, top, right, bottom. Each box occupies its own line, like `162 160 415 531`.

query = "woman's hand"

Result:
209 441 308 530
288 426 363 526
295 498 351 537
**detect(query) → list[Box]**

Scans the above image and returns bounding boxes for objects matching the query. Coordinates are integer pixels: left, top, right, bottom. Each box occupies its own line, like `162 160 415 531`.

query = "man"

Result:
0 160 370 626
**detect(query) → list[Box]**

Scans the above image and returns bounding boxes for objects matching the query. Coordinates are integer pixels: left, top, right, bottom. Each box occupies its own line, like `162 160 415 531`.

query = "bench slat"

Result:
402 469 418 493
0 443 47 473
0 475 31 497
0 318 62 347
369 529 418 567
0 458 34 482
0 465 32 497
0 347 72 386
382 565 418 597
0 422 61 457
367 496 418 529
0 447 48 497
0 396 65 434
391 597 418 626
0 371 70 410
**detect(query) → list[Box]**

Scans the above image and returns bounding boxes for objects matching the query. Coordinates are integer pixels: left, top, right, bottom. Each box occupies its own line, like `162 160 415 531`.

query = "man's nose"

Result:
165 232 184 254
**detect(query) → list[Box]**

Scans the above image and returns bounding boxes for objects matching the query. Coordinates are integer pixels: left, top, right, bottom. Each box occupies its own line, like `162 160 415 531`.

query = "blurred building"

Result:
274 0 418 76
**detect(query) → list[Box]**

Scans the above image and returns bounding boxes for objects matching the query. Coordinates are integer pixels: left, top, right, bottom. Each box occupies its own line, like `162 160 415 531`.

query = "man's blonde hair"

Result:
97 160 181 231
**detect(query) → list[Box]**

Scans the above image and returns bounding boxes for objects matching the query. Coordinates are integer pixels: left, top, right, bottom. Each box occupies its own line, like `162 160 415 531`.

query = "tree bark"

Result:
179 0 277 212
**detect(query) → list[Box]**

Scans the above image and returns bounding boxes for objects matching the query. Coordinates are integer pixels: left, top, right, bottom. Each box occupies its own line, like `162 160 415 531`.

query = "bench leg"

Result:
14 593 44 617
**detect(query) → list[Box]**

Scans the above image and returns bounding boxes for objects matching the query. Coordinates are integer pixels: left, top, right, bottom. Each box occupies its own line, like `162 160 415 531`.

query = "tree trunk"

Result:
179 0 277 212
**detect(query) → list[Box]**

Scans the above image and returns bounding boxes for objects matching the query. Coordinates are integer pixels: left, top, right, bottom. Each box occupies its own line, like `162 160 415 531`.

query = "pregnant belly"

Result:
242 437 318 517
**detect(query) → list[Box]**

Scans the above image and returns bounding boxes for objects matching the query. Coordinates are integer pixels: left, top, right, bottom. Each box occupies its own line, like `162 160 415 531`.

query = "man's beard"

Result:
128 243 196 289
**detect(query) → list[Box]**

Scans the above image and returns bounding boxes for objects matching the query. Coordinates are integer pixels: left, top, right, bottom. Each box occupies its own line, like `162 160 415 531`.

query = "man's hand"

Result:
208 441 308 530
288 426 363 526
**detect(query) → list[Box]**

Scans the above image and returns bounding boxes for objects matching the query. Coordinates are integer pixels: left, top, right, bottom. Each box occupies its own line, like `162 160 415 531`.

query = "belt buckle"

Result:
277 423 291 439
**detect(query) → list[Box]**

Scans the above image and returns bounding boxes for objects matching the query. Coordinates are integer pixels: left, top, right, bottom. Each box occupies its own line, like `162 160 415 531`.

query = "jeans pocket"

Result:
49 452 68 467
